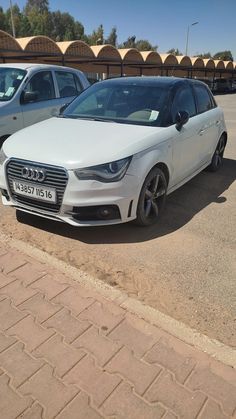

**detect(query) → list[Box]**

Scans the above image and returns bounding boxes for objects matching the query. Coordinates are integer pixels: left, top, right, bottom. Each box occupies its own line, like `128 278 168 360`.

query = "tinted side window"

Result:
25 71 55 102
171 85 196 123
55 71 81 98
194 84 213 113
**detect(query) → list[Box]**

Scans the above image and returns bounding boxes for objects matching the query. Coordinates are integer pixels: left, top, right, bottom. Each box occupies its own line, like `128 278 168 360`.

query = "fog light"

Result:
72 205 121 221
98 207 112 219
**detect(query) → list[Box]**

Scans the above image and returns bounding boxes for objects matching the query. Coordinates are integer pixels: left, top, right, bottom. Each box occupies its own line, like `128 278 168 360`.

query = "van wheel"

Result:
135 167 167 226
207 136 226 172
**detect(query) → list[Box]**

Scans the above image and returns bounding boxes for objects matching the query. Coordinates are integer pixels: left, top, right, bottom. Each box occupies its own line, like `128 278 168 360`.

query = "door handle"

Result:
215 120 220 126
198 128 206 135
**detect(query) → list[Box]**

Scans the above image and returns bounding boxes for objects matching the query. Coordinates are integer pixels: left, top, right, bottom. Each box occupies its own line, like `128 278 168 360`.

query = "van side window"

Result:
55 71 82 98
194 84 213 113
25 71 55 102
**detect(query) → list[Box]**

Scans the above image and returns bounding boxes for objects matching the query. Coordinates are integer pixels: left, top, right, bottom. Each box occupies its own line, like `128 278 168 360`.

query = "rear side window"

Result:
55 71 82 98
171 85 196 123
194 84 213 113
25 71 55 102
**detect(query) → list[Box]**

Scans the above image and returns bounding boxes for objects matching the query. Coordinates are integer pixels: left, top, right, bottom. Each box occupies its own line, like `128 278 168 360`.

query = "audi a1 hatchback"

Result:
0 77 227 227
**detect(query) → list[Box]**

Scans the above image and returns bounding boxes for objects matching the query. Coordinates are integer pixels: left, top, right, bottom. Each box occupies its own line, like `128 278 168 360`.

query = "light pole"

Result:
9 0 16 38
185 21 198 56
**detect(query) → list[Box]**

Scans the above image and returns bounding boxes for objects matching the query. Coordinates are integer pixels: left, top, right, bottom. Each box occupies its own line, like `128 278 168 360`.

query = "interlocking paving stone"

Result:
0 374 32 419
102 381 165 419
19 293 62 323
0 298 26 331
187 366 236 416
52 286 94 316
7 315 54 351
145 370 206 419
106 346 161 395
0 341 43 387
33 334 86 377
72 325 122 366
144 338 196 383
57 391 103 419
63 354 121 407
43 308 90 343
19 364 78 418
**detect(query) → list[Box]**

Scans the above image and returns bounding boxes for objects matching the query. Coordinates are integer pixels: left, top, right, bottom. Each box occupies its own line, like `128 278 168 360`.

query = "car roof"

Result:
0 63 82 72
100 76 208 88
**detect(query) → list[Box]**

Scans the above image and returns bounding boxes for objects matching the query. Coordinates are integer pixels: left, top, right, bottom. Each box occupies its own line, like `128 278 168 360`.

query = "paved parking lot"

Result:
0 94 235 346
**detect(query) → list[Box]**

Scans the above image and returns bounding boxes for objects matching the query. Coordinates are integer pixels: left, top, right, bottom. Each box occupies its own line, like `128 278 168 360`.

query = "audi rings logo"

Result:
22 166 46 182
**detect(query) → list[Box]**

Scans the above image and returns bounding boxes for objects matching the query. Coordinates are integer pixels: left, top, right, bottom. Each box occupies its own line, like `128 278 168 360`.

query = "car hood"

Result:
4 117 168 169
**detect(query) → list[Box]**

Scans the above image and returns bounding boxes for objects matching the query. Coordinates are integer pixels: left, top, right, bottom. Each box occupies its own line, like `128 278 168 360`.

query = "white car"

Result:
0 77 227 227
0 63 90 147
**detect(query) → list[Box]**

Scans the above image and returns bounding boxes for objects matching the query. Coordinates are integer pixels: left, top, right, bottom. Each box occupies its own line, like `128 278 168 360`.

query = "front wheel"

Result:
207 136 226 172
135 167 167 226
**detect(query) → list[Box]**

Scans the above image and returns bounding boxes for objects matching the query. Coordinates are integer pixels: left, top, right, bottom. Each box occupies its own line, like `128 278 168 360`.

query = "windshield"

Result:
63 81 169 127
0 68 26 102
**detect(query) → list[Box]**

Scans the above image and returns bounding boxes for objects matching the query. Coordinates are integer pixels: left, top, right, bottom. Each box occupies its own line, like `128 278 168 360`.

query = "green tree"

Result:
167 48 183 56
0 6 7 31
119 35 136 48
105 26 117 46
135 39 157 51
87 24 104 45
196 52 212 59
213 50 233 61
24 0 49 15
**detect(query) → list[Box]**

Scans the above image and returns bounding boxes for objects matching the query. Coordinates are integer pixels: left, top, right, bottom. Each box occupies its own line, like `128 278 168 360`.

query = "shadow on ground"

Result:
16 158 236 244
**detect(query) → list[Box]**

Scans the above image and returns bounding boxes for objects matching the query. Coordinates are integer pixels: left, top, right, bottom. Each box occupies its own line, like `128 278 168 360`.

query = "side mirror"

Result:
175 110 189 131
21 91 38 104
59 103 69 115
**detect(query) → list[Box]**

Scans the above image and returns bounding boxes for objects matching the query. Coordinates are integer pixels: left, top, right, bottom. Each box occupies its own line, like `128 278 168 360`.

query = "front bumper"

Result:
0 163 140 226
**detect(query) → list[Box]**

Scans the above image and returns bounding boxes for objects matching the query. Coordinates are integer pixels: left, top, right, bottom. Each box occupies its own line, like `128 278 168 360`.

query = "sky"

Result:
1 0 236 59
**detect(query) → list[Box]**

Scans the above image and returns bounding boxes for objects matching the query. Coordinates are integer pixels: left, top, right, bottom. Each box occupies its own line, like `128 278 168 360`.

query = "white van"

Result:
0 63 90 147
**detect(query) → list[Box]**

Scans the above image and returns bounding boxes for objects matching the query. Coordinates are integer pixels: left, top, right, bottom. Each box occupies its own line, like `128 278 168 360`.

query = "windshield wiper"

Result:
63 115 117 123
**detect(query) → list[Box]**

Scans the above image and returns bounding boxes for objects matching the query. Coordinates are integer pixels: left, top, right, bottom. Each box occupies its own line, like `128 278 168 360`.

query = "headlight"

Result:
0 149 7 165
75 156 132 182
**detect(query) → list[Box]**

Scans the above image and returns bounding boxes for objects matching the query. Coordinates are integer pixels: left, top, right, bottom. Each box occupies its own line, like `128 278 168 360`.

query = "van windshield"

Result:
0 68 26 101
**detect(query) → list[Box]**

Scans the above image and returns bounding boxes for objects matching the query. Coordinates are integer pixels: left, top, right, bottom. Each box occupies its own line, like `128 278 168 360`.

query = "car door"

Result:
193 83 220 165
170 84 201 187
20 70 61 128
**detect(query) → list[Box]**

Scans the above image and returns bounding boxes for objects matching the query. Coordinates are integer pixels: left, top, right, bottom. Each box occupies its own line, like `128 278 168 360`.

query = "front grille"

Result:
6 159 68 213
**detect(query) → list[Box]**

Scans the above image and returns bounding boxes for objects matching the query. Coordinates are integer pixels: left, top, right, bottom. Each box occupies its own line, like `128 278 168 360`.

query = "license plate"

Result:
12 180 56 203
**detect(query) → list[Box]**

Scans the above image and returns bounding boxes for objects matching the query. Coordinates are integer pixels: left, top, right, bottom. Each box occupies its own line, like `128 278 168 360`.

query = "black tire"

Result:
207 136 226 172
0 135 10 149
135 167 167 226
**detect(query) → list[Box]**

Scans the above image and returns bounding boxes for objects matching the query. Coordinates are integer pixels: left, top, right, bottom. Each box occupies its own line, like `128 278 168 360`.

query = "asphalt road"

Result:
0 94 235 347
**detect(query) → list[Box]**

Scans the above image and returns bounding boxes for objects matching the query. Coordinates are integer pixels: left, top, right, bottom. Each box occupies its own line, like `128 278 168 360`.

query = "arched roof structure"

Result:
159 54 178 66
176 55 192 67
118 48 143 63
0 30 22 57
0 30 235 77
57 40 94 58
141 51 162 65
17 36 61 55
202 58 215 69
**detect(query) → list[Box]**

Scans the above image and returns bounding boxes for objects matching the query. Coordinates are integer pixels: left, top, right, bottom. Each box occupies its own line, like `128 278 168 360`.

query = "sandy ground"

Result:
0 94 235 347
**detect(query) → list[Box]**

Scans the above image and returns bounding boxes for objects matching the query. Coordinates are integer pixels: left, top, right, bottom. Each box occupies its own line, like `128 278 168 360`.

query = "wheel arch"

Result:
151 162 170 186
221 131 227 145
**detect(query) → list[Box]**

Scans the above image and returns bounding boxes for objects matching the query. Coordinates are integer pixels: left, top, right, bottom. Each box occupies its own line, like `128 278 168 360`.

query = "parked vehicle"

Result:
0 77 227 227
212 78 232 93
0 63 90 146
